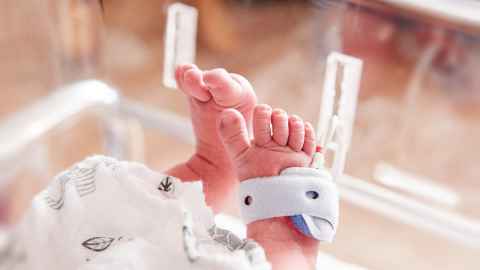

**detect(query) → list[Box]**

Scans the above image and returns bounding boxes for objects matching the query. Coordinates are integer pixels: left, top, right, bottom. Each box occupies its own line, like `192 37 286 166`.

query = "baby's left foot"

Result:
167 65 257 212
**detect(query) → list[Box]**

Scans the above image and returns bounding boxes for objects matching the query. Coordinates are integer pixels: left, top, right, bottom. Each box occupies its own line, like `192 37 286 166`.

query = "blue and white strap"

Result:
238 167 339 242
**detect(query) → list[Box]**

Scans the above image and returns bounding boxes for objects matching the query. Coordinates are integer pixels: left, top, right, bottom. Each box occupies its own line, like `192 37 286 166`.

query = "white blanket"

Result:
1 156 270 270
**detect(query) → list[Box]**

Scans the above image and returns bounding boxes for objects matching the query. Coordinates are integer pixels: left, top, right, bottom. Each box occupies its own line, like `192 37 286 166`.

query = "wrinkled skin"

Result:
167 65 319 270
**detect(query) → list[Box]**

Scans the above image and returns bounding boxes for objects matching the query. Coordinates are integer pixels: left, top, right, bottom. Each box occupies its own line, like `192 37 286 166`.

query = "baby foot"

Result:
217 104 316 181
217 104 319 270
176 64 256 162
167 64 256 211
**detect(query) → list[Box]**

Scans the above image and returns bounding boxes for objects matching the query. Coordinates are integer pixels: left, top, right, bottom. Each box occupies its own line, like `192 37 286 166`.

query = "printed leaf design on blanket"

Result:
44 161 101 210
182 212 199 262
208 226 266 265
82 237 115 252
73 166 98 197
44 174 71 210
208 225 246 251
158 176 174 193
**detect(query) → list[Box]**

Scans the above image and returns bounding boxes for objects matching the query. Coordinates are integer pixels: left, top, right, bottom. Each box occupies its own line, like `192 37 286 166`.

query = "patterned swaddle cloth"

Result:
0 156 270 270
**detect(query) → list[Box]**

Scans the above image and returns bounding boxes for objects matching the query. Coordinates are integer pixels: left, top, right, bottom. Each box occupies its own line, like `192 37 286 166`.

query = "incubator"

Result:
0 0 479 269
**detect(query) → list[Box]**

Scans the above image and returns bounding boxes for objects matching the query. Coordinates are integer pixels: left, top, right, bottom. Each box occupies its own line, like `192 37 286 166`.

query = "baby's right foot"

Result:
217 104 317 181
217 104 319 270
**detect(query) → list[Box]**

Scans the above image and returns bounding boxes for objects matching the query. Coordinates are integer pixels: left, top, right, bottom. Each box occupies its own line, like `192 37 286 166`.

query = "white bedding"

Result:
0 156 270 270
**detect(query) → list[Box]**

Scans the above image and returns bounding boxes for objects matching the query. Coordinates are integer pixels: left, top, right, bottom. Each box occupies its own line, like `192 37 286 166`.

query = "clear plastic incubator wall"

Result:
0 0 479 269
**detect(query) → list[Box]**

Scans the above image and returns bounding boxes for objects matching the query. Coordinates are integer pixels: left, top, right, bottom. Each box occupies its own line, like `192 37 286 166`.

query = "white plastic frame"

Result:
317 52 363 180
163 3 198 89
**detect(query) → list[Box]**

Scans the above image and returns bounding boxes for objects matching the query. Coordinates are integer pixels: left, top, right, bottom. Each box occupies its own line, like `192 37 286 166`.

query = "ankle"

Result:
186 153 238 211
194 141 234 166
247 217 319 270
186 152 234 178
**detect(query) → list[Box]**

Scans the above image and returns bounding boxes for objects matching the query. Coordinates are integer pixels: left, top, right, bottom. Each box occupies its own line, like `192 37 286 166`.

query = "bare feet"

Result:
218 104 319 270
166 64 257 212
218 104 316 180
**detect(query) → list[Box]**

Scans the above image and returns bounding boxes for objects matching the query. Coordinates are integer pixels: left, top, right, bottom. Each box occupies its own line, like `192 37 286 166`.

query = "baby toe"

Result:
253 104 273 146
271 109 289 146
303 121 317 156
217 109 251 160
183 67 211 101
175 64 196 90
203 68 245 107
287 115 305 152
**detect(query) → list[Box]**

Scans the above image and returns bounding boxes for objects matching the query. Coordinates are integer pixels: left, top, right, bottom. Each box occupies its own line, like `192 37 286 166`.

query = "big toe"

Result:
204 68 256 108
217 109 251 160
176 64 211 102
